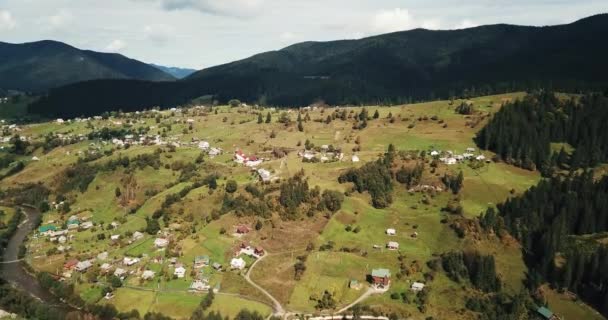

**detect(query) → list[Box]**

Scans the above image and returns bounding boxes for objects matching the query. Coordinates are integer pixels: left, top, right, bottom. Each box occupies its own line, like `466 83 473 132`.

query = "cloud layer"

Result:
0 10 16 31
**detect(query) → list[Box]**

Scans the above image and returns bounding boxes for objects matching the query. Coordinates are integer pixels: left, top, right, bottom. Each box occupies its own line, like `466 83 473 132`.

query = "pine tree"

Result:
257 113 263 124
265 112 271 123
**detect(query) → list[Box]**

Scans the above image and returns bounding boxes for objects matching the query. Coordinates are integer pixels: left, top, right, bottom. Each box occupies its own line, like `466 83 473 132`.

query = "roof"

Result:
195 255 210 262
38 225 57 232
537 307 554 319
371 268 391 278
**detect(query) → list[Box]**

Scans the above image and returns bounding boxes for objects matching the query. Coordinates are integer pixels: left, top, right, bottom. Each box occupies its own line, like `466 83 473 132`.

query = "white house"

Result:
75 260 92 272
430 150 440 157
208 147 221 157
386 228 396 236
132 231 144 241
351 155 360 163
80 221 94 230
411 282 426 292
123 257 140 266
56 118 64 124
476 155 486 161
230 258 246 270
387 241 400 250
110 234 120 241
97 252 109 261
142 270 156 280
189 279 210 292
58 236 67 244
114 268 127 277
198 141 210 150
174 266 186 278
31 156 40 161
154 238 169 248
444 157 457 165
257 169 272 182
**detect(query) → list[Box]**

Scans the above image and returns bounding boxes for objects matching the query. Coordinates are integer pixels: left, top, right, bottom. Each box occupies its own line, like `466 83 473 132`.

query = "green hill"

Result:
0 40 175 92
29 14 608 117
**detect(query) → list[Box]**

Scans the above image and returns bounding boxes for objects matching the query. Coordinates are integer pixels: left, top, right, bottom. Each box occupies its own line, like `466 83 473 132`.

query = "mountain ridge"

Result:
0 40 175 92
29 13 608 117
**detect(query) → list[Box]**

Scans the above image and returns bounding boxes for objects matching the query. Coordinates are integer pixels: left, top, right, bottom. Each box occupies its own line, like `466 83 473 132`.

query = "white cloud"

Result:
48 9 73 28
105 39 127 52
0 10 17 31
421 19 442 30
371 8 415 34
144 24 174 46
279 31 295 41
454 19 478 29
139 0 265 17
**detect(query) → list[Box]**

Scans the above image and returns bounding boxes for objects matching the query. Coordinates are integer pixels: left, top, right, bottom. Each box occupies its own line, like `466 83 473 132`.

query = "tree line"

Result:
475 91 608 172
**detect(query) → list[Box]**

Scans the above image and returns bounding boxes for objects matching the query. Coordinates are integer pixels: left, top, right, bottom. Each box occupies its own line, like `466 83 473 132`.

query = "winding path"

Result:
244 252 286 316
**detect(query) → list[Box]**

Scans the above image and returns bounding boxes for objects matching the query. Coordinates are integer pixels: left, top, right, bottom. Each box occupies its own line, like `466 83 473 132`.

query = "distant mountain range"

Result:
29 14 608 117
0 40 175 92
149 64 197 79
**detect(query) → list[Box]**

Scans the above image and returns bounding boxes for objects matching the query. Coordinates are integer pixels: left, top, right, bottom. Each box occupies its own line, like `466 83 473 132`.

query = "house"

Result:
230 258 246 270
198 141 210 150
349 279 362 290
536 307 559 320
154 238 169 248
236 225 250 234
411 282 426 292
114 268 127 277
67 219 80 230
141 270 156 280
351 155 360 163
75 260 92 272
254 247 265 257
476 155 486 161
80 221 94 230
208 147 221 157
212 263 222 271
123 257 140 266
466 147 476 153
257 169 272 182
371 268 391 288
387 241 399 250
430 150 440 157
132 231 144 241
100 263 112 273
386 228 396 236
110 234 120 241
64 259 79 270
174 265 186 278
32 156 40 161
189 279 210 292
444 157 457 165
38 225 57 236
97 252 109 260
194 255 210 268
58 235 67 244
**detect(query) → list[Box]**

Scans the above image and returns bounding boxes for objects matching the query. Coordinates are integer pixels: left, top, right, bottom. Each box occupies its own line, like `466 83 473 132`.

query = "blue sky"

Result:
0 0 605 69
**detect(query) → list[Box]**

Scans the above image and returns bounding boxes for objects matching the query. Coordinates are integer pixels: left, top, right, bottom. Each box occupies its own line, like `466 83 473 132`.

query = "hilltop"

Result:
28 14 608 118
0 40 175 92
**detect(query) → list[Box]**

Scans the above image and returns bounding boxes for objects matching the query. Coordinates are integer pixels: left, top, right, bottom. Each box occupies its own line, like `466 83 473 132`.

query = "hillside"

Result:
28 14 608 118
3 92 607 319
150 64 197 79
0 40 175 92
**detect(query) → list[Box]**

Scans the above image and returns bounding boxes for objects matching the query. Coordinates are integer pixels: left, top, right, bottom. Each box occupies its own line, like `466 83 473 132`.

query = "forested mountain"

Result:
475 91 608 172
0 40 175 92
149 64 197 79
482 172 608 316
28 14 608 118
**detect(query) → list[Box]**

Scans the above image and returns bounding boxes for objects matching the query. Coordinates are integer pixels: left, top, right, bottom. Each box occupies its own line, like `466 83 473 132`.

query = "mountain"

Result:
149 64 197 79
0 40 175 92
30 14 608 117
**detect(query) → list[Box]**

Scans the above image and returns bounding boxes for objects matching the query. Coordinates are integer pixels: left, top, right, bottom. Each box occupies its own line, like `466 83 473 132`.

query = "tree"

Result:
228 99 241 108
322 190 344 213
373 110 380 119
225 180 237 193
265 112 271 123
257 113 263 124
298 119 304 132
145 217 160 235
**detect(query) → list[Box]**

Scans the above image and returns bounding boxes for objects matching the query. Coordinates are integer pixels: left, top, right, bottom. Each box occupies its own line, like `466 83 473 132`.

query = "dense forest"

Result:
475 91 608 171
29 14 608 118
480 172 608 316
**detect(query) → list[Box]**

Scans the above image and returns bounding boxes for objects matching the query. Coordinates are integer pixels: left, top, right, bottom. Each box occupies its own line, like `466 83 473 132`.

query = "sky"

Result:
0 0 606 70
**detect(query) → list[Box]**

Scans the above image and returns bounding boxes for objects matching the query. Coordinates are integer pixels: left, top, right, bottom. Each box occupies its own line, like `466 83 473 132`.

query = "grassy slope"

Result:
7 92 592 319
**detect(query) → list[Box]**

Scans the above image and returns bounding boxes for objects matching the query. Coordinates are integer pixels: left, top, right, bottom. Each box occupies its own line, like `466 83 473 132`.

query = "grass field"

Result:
5 92 597 319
